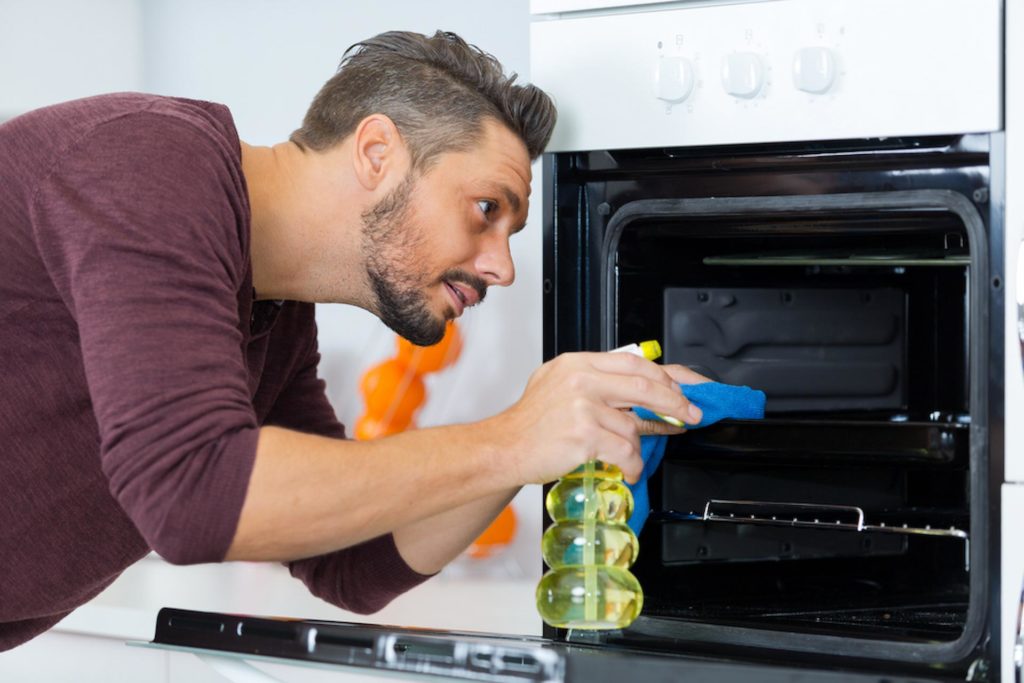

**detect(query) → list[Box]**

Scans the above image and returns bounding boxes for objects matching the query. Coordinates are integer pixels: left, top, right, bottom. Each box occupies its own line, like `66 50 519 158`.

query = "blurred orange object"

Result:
467 504 517 559
355 321 464 441
353 415 408 440
359 359 425 424
396 321 463 374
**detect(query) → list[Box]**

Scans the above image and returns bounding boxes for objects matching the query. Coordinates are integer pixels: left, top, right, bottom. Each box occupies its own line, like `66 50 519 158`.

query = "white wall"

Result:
1 0 542 583
0 0 144 118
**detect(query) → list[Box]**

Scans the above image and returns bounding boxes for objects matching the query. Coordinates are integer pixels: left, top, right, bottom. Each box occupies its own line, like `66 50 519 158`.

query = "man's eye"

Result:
477 199 498 217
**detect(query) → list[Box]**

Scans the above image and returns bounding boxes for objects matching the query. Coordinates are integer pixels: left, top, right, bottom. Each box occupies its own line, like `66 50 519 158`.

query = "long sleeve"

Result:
29 109 260 565
264 317 434 614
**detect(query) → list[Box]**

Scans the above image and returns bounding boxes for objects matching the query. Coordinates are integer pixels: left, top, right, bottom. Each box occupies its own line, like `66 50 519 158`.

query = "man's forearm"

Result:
392 486 521 574
225 423 514 562
225 352 700 565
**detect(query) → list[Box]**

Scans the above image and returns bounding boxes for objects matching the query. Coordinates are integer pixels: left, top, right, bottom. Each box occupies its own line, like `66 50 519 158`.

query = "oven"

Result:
142 1 1023 680
532 0 1020 679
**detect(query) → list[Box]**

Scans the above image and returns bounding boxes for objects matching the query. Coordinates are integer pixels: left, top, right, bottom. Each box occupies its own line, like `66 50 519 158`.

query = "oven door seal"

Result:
599 190 989 665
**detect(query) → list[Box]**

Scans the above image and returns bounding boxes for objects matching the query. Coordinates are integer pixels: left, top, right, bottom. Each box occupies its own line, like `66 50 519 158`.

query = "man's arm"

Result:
392 487 518 575
226 350 700 563
387 380 696 575
226 422 510 561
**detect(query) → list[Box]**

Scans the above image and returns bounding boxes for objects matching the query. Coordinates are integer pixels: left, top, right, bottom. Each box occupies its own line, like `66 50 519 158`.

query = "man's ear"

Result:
352 114 407 191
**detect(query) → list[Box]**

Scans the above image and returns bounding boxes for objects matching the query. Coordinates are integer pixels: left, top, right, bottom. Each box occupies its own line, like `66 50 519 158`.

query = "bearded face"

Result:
361 173 487 346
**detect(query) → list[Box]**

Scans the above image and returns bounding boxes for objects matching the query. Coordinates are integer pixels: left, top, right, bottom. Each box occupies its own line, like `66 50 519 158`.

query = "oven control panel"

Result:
530 0 1000 151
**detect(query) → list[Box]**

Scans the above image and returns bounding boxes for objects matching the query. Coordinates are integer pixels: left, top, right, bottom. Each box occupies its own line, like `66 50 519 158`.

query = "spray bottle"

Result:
535 340 668 629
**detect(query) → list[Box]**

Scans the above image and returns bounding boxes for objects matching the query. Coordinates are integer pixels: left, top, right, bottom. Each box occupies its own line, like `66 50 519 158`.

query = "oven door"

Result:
138 607 958 682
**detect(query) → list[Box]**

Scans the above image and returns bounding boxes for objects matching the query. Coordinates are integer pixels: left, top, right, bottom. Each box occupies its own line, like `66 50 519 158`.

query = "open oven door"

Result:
136 607 961 682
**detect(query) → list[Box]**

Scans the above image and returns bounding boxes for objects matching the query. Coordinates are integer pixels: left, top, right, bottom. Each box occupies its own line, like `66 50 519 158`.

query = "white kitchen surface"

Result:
0 554 541 682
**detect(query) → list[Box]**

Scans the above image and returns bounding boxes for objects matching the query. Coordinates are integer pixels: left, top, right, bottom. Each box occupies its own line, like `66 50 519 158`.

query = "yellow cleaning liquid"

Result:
535 340 663 630
535 461 643 629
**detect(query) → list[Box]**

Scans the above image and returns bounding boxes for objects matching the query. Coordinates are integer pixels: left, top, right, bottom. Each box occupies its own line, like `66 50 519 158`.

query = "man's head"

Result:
292 30 555 171
291 31 556 345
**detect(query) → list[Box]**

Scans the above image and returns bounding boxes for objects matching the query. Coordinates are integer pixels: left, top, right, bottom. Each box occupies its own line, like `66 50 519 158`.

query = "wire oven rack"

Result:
652 499 970 567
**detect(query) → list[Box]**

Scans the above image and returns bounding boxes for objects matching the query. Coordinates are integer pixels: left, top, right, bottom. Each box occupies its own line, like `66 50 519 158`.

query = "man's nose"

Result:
476 234 515 287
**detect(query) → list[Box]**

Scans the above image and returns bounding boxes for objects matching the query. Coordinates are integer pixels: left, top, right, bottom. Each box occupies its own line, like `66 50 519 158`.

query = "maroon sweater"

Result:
0 94 430 651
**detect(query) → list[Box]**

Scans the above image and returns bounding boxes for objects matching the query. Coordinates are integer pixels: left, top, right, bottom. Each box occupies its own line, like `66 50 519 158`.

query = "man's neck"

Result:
241 140 365 304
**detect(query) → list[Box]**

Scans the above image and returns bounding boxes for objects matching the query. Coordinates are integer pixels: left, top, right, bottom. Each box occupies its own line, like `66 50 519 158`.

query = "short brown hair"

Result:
291 30 556 168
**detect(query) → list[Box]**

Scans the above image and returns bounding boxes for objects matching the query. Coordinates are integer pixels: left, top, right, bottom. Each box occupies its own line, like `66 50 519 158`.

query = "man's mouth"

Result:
443 280 480 316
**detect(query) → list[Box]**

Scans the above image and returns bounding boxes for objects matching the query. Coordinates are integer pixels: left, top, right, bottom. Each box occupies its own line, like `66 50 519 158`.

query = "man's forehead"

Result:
475 117 530 161
447 131 531 190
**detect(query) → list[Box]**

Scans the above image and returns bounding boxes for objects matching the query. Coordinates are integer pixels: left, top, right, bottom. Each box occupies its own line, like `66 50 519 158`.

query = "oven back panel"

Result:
664 286 906 411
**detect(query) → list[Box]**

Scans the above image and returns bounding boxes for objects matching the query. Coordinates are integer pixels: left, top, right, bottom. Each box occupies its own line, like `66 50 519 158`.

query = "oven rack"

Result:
679 419 968 464
703 253 970 268
652 499 969 540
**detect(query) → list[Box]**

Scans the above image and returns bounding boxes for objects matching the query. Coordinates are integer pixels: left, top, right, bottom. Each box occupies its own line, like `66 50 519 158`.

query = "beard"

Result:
361 173 486 347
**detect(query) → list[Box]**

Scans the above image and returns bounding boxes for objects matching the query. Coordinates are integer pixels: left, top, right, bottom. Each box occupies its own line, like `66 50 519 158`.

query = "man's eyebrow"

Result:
500 184 522 213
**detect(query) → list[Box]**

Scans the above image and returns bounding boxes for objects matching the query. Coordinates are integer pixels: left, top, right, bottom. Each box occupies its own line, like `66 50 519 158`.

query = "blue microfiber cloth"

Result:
628 382 766 535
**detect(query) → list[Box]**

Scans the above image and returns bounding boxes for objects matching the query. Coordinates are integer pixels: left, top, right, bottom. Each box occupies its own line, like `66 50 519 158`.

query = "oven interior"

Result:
612 206 975 644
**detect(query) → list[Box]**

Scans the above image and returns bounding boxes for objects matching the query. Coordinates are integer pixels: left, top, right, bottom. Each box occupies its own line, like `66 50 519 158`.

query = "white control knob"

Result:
793 46 836 94
721 52 765 99
654 56 695 103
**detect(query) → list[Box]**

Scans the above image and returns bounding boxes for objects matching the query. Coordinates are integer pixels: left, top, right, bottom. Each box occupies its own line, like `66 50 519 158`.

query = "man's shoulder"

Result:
41 92 231 130
118 93 237 143
75 93 238 156
2 93 243 202
16 93 253 285
4 93 239 168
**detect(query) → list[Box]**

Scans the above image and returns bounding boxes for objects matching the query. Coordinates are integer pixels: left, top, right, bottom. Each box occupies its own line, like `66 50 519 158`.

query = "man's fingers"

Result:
590 408 644 483
514 352 707 486
587 371 701 425
585 351 678 388
634 412 687 437
596 404 642 443
663 363 713 386
581 353 709 424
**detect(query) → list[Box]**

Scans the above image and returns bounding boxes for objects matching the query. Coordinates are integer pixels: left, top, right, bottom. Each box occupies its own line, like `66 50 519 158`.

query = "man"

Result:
0 30 702 650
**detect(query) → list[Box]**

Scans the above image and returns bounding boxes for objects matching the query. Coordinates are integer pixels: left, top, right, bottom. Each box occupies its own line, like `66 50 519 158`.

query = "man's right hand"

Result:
485 351 703 485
